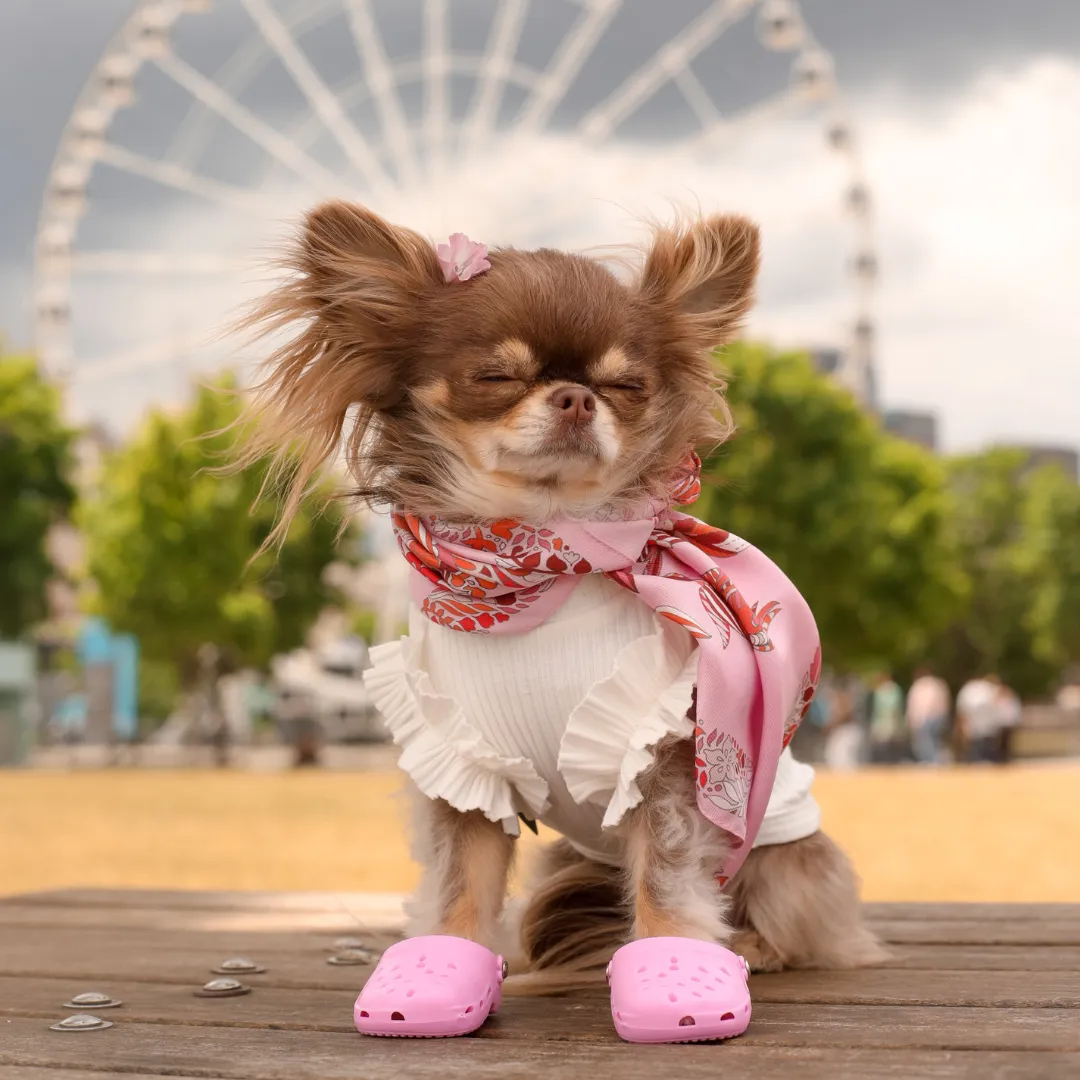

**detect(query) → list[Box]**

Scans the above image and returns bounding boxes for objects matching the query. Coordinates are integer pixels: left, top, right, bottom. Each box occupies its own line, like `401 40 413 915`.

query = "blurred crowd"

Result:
796 669 1034 770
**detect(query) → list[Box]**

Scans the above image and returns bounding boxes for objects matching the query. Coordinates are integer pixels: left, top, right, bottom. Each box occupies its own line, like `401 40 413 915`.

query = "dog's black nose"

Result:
549 385 596 425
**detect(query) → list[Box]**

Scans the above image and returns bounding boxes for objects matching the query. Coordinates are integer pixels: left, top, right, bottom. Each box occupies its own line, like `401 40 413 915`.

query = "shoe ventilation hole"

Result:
637 965 647 974
358 1010 369 1018
425 969 434 975
698 966 709 974
447 961 457 970
691 991 702 998
721 1012 735 1021
406 989 415 998
720 966 731 977
669 965 679 972
391 1012 405 1022
679 1016 696 1027
464 1005 473 1014
670 956 679 964
690 976 701 983
418 955 426 963
668 993 678 1003
744 1003 750 1014
657 972 667 979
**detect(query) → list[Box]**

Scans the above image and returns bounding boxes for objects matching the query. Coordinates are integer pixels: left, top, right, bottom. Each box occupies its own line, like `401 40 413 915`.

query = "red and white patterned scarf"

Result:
391 455 821 885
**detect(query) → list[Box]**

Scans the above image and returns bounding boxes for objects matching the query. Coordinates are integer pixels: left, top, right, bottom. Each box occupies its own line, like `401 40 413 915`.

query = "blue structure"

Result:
75 617 140 741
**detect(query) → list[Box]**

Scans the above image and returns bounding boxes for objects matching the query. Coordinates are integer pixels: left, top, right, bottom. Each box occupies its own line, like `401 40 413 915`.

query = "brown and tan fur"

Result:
238 199 885 991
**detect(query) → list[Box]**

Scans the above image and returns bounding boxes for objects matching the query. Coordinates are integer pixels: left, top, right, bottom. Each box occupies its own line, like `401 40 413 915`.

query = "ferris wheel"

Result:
34 0 878 428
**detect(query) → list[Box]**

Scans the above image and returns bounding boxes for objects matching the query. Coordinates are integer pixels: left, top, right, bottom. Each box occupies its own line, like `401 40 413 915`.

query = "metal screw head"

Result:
63 991 122 1009
326 948 374 966
211 957 266 975
51 1014 113 1031
194 978 251 998
328 936 365 951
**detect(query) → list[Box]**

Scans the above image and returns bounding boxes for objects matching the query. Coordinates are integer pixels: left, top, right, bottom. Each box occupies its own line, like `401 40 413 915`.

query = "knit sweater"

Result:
365 574 820 866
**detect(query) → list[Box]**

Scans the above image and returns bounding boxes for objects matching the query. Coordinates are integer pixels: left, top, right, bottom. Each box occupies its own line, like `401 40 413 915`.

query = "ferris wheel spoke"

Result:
154 52 338 195
517 0 623 133
344 0 421 186
464 0 529 149
423 0 449 172
96 144 278 217
237 0 393 195
673 67 723 128
676 85 810 153
579 0 753 141
70 251 253 276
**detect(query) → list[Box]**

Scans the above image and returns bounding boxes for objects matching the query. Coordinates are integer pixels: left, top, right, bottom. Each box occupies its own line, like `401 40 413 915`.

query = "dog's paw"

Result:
729 928 786 973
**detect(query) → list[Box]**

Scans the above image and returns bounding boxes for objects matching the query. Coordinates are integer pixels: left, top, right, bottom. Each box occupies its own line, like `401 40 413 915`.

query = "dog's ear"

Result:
232 203 444 547
638 215 760 346
297 201 443 408
302 200 441 316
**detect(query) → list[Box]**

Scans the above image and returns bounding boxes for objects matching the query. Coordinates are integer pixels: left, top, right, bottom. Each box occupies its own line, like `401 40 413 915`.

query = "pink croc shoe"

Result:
353 935 505 1038
607 937 751 1044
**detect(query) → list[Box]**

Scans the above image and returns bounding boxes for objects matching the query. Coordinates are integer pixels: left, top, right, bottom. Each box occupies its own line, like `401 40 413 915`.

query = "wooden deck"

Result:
1 891 1078 1078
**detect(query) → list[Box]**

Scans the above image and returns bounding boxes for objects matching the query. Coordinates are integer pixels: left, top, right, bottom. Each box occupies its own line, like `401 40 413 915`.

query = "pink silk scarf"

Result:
391 455 821 885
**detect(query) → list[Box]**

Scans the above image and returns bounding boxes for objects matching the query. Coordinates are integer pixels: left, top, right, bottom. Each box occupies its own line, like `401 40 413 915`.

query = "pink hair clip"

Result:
436 233 491 283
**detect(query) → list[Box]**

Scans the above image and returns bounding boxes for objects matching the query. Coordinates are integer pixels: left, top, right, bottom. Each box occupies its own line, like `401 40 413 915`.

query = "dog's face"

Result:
246 202 760 523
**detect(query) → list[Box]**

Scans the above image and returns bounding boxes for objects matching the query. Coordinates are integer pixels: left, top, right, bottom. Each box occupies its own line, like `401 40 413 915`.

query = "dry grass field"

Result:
2 763 1079 901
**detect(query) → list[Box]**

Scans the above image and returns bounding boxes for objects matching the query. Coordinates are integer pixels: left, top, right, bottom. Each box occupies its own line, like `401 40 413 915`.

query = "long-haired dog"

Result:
239 201 884 1018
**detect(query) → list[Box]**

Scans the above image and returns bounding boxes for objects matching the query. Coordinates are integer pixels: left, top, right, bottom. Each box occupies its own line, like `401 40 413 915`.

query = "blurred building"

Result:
883 409 939 452
809 346 878 412
1009 444 1079 482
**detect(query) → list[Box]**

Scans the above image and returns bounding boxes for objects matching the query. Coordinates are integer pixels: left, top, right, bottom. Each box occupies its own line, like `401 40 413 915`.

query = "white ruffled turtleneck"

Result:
364 574 820 865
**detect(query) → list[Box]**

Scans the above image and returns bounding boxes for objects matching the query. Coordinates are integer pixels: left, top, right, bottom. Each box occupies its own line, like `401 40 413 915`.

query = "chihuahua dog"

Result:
241 200 884 1006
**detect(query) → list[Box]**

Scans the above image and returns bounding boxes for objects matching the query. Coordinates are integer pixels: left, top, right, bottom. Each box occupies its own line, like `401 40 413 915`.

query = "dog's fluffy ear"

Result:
233 202 442 547
638 215 760 346
298 201 443 407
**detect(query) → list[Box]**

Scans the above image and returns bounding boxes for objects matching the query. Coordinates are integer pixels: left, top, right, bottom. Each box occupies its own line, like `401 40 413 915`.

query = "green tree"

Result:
697 342 965 674
928 450 1080 697
80 377 351 689
1022 465 1080 675
0 355 76 638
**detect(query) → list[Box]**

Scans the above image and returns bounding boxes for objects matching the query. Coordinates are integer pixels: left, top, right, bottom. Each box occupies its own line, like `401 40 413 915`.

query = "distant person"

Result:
956 674 1004 763
823 679 864 771
868 671 907 764
994 681 1022 765
905 666 951 764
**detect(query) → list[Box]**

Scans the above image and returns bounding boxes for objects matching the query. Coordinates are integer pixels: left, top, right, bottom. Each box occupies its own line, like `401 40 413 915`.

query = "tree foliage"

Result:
927 450 1080 697
0 355 76 638
80 378 350 684
697 343 966 675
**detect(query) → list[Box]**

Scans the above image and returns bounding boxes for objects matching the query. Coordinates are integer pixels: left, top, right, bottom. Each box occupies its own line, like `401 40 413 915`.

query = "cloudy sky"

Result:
1 0 1078 454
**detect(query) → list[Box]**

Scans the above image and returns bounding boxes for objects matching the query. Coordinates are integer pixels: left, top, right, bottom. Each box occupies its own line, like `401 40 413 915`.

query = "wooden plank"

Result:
6 925 1080 988
872 920 1080 946
12 891 1080 927
885 943 1080 971
2 889 408 919
2 979 1079 1050
8 901 1080 945
0 1072 209 1080
0 904 385 934
865 903 1080 923
750 968 1080 1008
5 959 1080 1015
1 1018 1078 1079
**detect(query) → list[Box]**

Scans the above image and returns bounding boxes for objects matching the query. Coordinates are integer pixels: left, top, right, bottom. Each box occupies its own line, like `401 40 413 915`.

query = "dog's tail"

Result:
502 839 628 997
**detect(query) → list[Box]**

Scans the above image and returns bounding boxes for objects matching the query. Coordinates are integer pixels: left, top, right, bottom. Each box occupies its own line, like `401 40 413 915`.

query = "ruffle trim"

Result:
363 638 551 829
558 624 698 828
